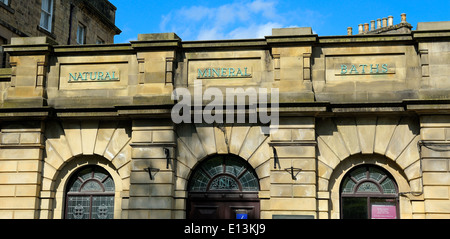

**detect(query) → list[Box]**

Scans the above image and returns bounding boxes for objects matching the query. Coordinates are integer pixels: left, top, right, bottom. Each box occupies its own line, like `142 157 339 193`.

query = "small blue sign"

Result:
236 213 248 219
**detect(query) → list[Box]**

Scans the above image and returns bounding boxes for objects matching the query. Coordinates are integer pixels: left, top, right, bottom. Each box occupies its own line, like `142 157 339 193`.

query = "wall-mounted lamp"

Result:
285 166 302 180
272 146 280 169
164 147 171 169
271 145 302 180
143 147 172 181
144 167 160 180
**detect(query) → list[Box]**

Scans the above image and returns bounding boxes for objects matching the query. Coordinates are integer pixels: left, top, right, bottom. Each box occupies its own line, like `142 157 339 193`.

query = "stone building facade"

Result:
0 16 449 219
0 0 121 68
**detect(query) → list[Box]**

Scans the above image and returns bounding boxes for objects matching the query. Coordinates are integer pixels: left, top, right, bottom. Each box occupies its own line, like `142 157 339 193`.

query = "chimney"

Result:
401 13 406 23
364 23 369 32
377 19 381 29
347 27 353 35
388 16 394 26
358 24 363 34
370 20 375 31
382 17 387 27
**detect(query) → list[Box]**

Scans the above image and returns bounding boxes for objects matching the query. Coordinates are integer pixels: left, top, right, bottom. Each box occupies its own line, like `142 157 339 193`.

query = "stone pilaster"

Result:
128 119 176 219
131 33 180 105
266 27 316 103
419 115 450 218
268 117 317 218
3 37 55 108
0 120 44 219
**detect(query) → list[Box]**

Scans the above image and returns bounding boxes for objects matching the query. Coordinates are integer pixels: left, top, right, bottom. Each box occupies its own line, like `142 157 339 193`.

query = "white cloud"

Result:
159 0 324 41
256 22 284 38
248 0 278 19
197 28 225 41
179 5 213 22
227 22 283 39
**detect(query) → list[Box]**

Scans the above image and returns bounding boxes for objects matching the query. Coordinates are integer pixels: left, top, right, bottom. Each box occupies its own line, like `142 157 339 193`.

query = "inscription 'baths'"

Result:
340 64 389 75
69 71 119 82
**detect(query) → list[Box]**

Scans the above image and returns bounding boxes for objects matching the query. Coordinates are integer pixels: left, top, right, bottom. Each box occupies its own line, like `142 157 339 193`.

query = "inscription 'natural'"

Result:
69 71 119 82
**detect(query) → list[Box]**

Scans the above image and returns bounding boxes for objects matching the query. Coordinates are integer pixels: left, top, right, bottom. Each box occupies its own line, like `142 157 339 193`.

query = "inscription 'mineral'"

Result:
197 67 252 79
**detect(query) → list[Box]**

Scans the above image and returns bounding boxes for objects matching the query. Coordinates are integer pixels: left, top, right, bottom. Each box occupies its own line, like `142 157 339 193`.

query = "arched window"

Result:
340 165 399 219
65 166 115 219
188 155 259 192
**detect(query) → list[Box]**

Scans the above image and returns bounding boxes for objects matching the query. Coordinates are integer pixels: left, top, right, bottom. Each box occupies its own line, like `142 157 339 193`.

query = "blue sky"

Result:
109 0 450 43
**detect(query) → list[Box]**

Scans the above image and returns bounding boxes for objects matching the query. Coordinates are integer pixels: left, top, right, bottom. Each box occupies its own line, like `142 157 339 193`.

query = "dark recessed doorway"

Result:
187 154 260 219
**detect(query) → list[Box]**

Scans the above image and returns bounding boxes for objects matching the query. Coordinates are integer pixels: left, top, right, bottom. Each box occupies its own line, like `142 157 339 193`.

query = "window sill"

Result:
37 26 56 40
0 2 14 14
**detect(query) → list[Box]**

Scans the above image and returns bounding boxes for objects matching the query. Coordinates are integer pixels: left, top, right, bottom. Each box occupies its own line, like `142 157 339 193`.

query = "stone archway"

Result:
175 123 272 191
327 154 412 219
174 123 272 218
316 116 421 219
40 120 132 219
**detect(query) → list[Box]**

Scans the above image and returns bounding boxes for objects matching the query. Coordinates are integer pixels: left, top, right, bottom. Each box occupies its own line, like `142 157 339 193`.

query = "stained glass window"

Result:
341 165 398 195
65 166 115 219
356 182 381 193
209 176 239 190
380 178 397 194
188 155 259 192
240 170 260 191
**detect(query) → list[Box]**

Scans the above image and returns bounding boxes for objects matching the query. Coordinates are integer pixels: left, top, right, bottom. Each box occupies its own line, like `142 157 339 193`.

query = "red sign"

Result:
371 205 397 219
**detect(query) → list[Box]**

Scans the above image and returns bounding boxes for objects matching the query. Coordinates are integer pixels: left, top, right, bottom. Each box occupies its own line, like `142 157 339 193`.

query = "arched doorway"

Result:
340 165 399 219
187 154 260 219
64 165 115 219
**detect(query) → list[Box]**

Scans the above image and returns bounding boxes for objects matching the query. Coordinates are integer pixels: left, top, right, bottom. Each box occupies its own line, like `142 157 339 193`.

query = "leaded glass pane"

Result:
80 180 103 192
68 179 82 192
209 175 239 191
94 171 107 181
202 157 223 177
381 178 397 194
190 170 210 192
341 177 356 194
239 170 259 191
103 177 115 192
66 196 91 219
369 167 384 181
79 168 93 181
225 158 246 177
91 196 115 219
356 182 381 193
351 167 367 181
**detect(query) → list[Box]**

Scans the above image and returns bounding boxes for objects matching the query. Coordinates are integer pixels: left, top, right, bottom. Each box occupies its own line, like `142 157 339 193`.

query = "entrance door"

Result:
187 155 260 219
340 165 399 219
189 197 260 219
